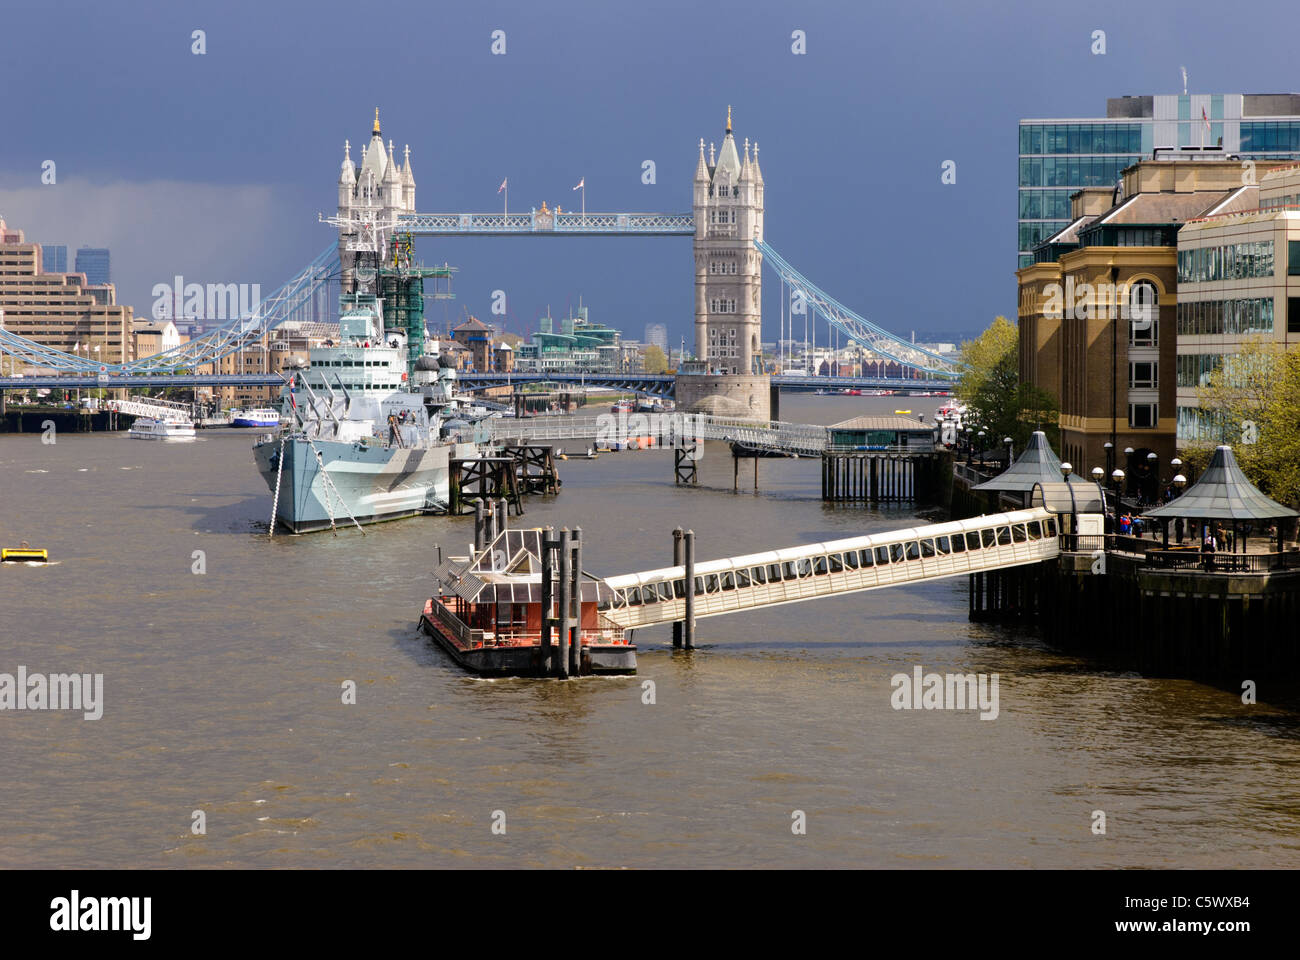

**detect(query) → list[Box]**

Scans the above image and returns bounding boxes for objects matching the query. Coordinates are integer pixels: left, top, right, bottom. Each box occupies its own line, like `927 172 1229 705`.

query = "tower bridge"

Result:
1 107 961 400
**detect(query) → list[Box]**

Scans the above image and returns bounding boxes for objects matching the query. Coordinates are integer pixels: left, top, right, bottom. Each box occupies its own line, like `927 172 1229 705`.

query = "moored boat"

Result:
129 416 196 441
231 408 281 428
420 526 636 676
253 293 492 533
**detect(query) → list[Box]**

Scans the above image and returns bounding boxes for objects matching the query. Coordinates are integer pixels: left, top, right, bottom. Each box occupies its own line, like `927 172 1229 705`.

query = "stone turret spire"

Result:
740 138 751 181
709 141 716 165
695 138 709 182
339 140 355 185
751 141 763 183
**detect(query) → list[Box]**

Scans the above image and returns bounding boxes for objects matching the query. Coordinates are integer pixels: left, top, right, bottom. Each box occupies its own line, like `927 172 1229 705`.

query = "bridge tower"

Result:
677 107 771 419
336 108 418 293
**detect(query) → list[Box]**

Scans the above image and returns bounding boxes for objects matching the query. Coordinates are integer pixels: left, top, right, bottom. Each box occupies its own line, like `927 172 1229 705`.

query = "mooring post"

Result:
672 527 684 648
569 527 583 676
753 454 759 491
557 528 571 678
683 528 696 650
541 526 555 671
733 452 739 492
496 498 508 536
473 499 485 552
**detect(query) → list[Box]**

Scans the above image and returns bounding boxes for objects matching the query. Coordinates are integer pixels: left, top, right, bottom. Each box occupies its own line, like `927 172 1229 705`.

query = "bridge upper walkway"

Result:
600 509 1059 628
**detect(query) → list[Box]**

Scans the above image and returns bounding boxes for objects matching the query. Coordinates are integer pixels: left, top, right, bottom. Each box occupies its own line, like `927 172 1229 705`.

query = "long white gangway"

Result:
493 414 830 456
107 396 195 422
600 508 1060 628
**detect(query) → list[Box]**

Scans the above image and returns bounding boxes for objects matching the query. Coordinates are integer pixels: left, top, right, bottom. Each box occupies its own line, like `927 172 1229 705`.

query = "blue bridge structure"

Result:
0 115 961 391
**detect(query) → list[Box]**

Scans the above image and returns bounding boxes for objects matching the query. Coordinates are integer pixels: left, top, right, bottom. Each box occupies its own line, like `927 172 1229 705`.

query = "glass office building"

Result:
40 243 68 272
1019 94 1300 268
75 246 111 286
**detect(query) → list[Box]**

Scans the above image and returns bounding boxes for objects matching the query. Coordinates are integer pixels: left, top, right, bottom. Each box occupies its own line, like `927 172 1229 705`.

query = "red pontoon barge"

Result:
420 527 636 677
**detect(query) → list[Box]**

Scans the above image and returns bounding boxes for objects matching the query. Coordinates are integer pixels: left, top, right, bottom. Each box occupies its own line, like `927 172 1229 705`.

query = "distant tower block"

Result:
677 106 770 420
336 108 418 292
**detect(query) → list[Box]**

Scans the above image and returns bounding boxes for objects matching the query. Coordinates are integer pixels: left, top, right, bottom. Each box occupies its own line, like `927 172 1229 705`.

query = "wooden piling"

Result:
683 528 696 650
541 526 555 672
569 527 582 676
672 527 684 648
557 528 571 678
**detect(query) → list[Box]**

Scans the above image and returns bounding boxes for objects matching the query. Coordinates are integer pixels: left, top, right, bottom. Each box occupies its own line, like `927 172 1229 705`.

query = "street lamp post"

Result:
1146 450 1158 505
965 428 973 465
1111 468 1125 512
1059 461 1075 546
1103 441 1114 478
1004 436 1013 467
977 430 986 466
1172 472 1187 543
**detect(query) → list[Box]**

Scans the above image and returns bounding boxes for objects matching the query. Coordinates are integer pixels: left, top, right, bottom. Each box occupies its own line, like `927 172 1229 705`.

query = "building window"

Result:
1128 281 1158 344
1290 297 1300 334
1290 241 1300 276
1129 403 1158 429
1129 361 1157 389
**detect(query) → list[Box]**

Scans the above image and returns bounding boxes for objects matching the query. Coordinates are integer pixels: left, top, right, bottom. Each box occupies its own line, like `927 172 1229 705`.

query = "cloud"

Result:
0 177 314 316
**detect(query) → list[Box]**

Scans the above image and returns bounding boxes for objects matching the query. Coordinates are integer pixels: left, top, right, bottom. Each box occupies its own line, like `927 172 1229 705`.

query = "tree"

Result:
1192 338 1300 508
643 344 669 374
956 316 1059 451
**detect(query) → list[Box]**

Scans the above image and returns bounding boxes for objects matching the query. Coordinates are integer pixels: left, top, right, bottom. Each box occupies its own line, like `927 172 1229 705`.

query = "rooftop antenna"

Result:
1180 66 1188 96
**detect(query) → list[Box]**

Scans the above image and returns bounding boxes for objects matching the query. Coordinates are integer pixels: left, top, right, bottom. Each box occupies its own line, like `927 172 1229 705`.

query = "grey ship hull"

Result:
254 434 477 533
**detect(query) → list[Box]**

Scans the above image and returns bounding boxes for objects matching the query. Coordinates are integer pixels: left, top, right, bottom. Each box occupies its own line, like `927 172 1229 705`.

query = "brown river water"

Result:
1 394 1297 868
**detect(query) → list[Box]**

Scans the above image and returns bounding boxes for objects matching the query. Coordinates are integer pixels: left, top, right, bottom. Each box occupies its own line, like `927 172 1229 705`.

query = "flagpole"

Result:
581 180 585 222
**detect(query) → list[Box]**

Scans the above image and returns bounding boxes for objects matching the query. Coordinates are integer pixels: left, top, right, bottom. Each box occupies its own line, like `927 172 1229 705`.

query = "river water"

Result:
2 394 1297 868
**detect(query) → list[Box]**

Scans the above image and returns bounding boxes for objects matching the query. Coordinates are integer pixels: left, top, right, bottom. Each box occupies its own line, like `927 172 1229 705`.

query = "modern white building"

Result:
644 322 668 352
1175 164 1300 444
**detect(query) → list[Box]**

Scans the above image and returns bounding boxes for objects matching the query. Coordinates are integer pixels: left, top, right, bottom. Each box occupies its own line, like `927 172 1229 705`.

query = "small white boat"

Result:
129 416 196 441
230 408 281 428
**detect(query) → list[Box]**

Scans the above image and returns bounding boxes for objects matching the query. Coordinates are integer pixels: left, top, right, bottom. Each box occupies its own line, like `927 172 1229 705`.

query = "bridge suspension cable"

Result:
0 243 340 376
754 239 964 379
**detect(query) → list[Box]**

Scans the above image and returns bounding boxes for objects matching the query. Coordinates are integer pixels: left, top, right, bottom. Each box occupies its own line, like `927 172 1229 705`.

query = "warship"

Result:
253 291 493 533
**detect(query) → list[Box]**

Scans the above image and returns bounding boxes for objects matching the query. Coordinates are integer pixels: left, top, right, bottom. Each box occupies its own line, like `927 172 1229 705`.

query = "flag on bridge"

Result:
498 177 507 193
572 178 584 191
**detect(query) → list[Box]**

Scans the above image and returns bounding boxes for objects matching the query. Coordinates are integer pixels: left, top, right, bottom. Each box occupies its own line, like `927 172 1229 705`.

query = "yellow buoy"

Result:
2 541 48 562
